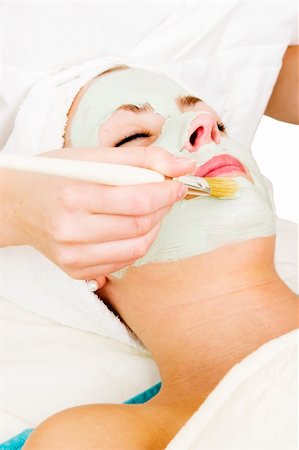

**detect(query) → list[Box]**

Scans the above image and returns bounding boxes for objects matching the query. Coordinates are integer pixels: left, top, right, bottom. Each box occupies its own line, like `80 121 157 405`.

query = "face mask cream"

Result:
69 68 275 278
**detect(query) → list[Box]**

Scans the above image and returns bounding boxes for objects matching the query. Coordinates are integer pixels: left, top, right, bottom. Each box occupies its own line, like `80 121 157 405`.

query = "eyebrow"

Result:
177 95 203 107
116 102 153 113
116 96 203 113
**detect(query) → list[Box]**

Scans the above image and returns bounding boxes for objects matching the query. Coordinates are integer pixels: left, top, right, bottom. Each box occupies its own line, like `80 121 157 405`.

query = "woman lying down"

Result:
24 66 297 449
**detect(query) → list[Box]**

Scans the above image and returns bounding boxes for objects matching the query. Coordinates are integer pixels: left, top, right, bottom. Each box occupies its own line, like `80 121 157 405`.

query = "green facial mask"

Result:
70 68 190 148
69 68 275 279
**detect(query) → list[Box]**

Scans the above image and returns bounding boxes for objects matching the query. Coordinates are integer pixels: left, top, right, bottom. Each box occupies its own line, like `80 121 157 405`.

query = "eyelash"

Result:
114 131 152 147
217 122 226 132
115 122 226 147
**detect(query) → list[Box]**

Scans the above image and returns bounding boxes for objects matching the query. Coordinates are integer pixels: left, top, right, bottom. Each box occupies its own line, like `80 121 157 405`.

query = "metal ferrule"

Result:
176 175 211 196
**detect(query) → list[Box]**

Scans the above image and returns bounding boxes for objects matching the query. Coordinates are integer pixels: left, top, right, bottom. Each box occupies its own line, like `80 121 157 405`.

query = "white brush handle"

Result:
0 154 165 186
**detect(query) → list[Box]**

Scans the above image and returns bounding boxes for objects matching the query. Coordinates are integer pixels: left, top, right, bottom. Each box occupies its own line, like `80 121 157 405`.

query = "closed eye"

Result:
114 131 152 147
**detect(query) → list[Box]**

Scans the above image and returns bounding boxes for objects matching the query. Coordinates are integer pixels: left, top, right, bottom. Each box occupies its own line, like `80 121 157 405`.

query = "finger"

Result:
63 181 187 215
58 224 161 272
42 146 196 177
97 146 197 177
59 205 172 244
93 276 107 289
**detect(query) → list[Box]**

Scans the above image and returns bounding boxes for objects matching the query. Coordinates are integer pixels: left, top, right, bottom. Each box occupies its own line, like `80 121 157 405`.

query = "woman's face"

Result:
66 67 275 278
67 68 253 181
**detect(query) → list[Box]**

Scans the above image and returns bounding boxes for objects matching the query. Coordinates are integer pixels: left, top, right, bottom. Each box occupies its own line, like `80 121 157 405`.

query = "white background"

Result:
252 116 298 224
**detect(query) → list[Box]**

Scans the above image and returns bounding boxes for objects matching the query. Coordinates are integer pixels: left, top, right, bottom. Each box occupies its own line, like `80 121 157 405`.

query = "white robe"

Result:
166 329 298 450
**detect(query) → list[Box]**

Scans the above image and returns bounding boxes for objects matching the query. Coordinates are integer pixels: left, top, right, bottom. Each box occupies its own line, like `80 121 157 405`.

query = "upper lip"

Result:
193 154 246 177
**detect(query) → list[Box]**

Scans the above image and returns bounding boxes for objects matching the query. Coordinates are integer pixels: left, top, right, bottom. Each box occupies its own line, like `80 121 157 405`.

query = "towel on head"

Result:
2 57 126 155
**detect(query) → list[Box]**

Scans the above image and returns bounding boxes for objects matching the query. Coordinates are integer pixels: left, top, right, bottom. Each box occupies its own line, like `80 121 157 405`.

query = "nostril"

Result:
190 130 197 146
190 126 203 146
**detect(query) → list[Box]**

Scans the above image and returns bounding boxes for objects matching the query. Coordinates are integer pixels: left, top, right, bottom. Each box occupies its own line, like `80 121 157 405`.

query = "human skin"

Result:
24 68 298 450
24 237 298 450
0 148 194 281
265 45 299 125
0 45 297 282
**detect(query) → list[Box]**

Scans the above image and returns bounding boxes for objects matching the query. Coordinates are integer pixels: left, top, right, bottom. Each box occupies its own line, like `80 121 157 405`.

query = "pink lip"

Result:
194 154 247 178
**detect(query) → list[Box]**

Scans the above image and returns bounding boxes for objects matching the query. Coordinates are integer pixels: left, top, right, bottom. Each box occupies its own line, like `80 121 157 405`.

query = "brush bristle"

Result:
205 177 238 198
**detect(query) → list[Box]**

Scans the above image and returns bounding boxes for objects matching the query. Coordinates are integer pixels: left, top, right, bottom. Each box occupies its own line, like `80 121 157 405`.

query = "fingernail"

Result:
177 184 188 199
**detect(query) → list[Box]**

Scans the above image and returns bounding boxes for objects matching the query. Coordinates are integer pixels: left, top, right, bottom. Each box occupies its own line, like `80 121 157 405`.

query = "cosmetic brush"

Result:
176 174 238 198
0 154 238 199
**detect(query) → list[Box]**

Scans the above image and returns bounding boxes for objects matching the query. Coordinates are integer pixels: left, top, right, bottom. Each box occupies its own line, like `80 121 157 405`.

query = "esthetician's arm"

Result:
0 146 194 283
265 45 299 124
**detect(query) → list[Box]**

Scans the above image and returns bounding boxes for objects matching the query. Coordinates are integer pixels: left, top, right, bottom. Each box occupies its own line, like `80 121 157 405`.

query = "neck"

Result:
102 237 297 411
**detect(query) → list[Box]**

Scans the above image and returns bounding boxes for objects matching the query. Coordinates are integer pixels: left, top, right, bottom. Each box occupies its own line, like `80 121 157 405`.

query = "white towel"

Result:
2 57 127 155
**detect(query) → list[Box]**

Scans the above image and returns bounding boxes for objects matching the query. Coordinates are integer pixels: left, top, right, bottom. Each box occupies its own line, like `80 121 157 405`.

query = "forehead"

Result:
82 68 189 114
70 68 189 147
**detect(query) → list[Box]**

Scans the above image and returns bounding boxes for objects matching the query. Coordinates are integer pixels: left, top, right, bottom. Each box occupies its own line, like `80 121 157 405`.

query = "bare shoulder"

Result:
23 403 168 450
265 45 299 124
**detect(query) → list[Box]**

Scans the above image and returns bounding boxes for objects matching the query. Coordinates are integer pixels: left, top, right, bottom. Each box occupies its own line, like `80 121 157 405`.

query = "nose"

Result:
184 113 221 153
